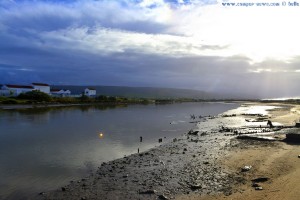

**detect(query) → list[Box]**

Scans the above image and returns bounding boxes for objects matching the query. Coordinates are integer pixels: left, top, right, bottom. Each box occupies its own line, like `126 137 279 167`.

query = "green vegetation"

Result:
0 91 153 105
18 90 52 102
0 96 27 104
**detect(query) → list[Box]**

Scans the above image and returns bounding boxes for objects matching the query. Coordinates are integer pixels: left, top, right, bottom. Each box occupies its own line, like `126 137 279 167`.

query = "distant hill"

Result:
52 85 246 100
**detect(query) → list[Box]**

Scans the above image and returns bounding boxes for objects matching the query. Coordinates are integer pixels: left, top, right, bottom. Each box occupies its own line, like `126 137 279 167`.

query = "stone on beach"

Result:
255 186 263 190
139 189 157 194
252 183 260 187
241 165 252 172
251 177 269 183
158 194 169 199
190 184 202 190
188 130 199 135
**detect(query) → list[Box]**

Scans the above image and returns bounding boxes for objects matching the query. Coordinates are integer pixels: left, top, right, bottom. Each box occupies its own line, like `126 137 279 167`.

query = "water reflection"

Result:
0 102 238 200
98 132 104 139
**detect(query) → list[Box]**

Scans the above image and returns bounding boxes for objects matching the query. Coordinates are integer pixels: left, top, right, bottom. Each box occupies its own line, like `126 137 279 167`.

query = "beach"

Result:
178 103 300 200
36 102 300 200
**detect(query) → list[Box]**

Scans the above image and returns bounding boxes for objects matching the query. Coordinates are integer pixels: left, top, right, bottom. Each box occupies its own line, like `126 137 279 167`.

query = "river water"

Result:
0 102 238 199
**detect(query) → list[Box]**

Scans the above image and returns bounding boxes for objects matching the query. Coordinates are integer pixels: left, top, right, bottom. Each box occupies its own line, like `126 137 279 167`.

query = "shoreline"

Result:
177 103 300 200
0 100 252 110
35 102 300 200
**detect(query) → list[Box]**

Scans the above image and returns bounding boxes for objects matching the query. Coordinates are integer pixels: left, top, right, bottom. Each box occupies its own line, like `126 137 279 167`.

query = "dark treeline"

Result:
0 91 153 105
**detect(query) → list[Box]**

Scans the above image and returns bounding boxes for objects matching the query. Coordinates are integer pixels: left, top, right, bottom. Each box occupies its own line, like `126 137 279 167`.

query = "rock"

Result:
39 192 46 195
241 165 252 172
251 177 269 182
183 148 187 151
158 194 169 200
252 183 260 187
188 130 199 135
255 187 263 190
298 155 300 158
200 132 207 136
203 161 209 165
61 187 66 192
190 184 202 190
139 189 157 194
81 197 87 200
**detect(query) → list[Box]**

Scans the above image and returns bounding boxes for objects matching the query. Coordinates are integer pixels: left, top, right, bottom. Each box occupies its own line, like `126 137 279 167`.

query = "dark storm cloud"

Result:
1 0 300 98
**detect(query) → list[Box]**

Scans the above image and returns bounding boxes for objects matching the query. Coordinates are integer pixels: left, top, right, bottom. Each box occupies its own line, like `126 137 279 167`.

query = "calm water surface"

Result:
0 102 238 199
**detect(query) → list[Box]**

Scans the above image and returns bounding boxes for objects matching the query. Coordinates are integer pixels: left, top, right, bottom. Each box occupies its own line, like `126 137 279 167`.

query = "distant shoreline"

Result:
0 100 250 110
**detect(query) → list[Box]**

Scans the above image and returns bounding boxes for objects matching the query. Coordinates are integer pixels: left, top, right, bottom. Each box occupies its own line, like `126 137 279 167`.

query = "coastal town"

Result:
0 83 96 98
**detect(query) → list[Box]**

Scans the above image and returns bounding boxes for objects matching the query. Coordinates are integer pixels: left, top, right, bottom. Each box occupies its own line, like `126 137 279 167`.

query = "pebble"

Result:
158 194 169 200
190 184 202 190
241 165 252 172
255 187 263 190
251 177 269 182
252 183 260 187
139 189 157 194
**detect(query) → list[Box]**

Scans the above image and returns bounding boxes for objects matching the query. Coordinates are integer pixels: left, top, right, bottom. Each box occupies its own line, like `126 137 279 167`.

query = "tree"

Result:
17 90 52 102
79 93 89 101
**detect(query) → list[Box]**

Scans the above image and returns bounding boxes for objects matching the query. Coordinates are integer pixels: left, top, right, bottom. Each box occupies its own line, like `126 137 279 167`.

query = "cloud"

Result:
1 0 300 98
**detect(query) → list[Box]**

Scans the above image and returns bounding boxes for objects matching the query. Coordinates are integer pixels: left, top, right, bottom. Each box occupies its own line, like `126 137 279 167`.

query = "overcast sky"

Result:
1 0 300 98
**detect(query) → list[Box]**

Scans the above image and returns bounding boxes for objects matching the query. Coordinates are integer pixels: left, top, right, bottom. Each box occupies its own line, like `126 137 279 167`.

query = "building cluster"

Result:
0 83 97 97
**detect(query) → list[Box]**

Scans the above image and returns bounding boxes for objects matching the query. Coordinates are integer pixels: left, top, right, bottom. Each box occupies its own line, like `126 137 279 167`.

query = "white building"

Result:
50 89 71 97
84 88 96 97
0 85 10 96
0 84 34 96
32 83 50 94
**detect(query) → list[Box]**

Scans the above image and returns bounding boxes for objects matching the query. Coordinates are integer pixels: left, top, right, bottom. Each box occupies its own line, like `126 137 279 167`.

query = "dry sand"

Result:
177 103 300 200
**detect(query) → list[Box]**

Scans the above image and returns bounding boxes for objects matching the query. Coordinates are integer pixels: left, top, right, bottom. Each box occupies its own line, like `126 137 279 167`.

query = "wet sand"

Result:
35 102 300 200
177 103 300 200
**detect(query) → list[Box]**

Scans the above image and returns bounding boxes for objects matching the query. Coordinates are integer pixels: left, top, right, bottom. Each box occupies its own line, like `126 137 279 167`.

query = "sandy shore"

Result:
35 102 300 200
177 103 300 200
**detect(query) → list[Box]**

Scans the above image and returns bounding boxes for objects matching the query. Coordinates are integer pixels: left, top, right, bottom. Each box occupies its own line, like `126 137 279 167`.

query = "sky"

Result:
1 0 300 98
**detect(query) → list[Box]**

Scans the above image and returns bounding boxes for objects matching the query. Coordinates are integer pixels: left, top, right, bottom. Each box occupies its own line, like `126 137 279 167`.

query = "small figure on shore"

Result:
267 120 274 128
138 148 139 153
140 136 143 142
